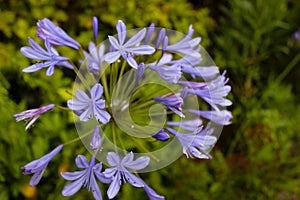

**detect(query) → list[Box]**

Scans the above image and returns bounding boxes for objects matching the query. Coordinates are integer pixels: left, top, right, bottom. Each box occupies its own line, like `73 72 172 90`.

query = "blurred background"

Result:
0 0 300 199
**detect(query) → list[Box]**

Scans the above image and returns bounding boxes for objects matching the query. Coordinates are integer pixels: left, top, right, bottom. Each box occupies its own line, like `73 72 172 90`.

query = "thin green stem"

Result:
130 137 160 162
112 122 118 153
63 129 93 146
276 52 300 83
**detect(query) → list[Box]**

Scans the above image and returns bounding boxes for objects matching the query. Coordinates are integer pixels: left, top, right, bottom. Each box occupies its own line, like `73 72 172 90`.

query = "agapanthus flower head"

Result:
37 18 80 49
67 83 111 123
21 144 63 186
21 38 73 76
13 104 55 130
103 152 164 199
61 155 111 200
104 20 155 68
17 17 233 200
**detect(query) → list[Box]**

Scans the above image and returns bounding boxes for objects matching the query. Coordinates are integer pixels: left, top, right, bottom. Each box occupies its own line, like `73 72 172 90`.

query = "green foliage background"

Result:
0 0 299 199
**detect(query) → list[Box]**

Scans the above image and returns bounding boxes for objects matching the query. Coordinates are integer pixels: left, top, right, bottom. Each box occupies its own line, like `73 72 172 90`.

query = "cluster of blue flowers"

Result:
14 17 232 199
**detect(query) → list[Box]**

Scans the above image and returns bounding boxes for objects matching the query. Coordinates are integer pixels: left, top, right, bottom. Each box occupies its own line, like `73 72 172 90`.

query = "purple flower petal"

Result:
104 51 121 64
107 152 121 167
124 156 150 170
123 28 146 47
107 172 121 199
75 155 89 168
116 20 127 45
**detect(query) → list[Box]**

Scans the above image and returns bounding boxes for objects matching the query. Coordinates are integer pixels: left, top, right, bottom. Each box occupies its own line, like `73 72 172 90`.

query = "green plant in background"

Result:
213 0 300 199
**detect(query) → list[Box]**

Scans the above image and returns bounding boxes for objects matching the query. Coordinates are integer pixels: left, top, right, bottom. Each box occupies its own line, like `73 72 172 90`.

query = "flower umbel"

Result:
17 17 232 200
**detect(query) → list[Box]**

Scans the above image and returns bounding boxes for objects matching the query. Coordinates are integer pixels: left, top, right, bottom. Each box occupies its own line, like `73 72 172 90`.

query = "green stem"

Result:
63 129 93 146
276 52 300 83
130 137 160 162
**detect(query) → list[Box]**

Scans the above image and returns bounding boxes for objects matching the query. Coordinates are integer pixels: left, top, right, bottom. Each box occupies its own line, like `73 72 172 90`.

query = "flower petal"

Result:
107 172 121 199
108 36 120 50
29 168 46 186
126 45 155 55
107 152 121 167
124 156 150 170
116 20 126 45
61 171 86 181
104 51 120 64
91 84 103 100
123 171 144 187
75 155 89 168
62 175 85 196
124 28 146 47
67 99 88 111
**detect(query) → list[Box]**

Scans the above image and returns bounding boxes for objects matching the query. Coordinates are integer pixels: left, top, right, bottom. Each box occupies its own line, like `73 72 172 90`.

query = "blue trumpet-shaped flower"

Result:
147 53 182 83
167 126 216 159
13 104 55 130
37 18 80 49
21 144 63 186
21 38 73 76
153 93 184 118
61 155 111 200
103 152 164 200
105 20 155 68
83 42 105 74
67 83 111 123
183 71 232 110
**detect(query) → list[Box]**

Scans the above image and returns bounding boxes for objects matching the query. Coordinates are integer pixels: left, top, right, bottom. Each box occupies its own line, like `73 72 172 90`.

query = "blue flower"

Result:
165 25 201 56
37 18 80 49
189 110 232 125
21 38 73 76
61 155 111 200
105 20 155 68
83 42 105 74
21 144 63 186
67 83 111 123
103 152 163 199
147 53 182 83
90 126 102 151
13 104 55 130
167 126 216 159
185 71 232 110
153 93 184 118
